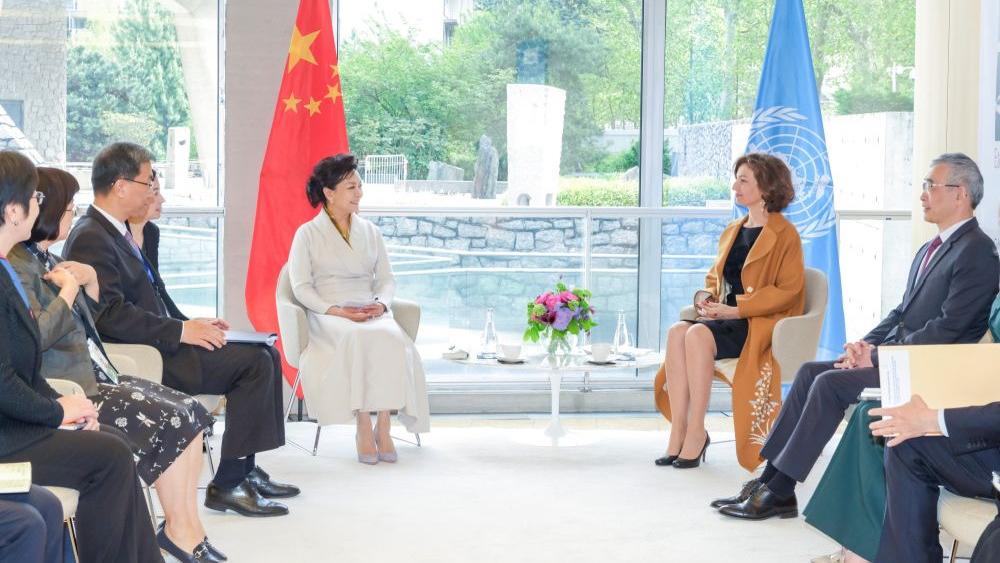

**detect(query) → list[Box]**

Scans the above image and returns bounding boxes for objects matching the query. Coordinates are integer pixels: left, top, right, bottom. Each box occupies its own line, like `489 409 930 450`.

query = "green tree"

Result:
66 46 130 161
112 0 192 158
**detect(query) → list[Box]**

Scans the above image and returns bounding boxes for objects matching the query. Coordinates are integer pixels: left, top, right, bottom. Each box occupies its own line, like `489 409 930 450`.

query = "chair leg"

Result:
949 539 959 563
143 483 158 529
66 517 80 563
284 371 303 421
311 425 322 456
203 433 216 476
415 433 421 447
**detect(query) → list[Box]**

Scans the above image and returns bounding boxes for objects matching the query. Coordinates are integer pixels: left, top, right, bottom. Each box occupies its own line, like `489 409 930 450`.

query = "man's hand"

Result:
181 318 227 351
57 395 98 425
698 301 740 320
834 341 874 369
869 395 940 447
204 318 231 331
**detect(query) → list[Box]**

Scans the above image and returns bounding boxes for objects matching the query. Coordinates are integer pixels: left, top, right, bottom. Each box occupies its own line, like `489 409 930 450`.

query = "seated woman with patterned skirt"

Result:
652 153 805 471
8 167 223 563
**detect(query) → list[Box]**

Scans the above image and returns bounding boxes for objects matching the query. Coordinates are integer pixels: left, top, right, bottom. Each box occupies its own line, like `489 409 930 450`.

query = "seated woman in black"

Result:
0 150 162 563
8 167 222 562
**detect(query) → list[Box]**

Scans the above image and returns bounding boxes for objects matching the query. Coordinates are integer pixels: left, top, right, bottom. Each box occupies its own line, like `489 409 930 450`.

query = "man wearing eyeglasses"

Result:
63 142 298 518
715 153 999 521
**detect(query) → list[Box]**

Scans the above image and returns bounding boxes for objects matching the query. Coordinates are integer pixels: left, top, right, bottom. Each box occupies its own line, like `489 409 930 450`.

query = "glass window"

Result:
0 0 223 315
338 0 642 208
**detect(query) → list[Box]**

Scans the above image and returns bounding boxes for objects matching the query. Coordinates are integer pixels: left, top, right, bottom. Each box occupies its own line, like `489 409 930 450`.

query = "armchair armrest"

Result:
104 343 163 384
772 311 823 383
276 300 309 369
48 378 86 397
391 299 421 342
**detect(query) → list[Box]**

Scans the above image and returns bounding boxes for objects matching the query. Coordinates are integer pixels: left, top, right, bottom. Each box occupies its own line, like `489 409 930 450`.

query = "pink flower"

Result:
543 293 561 310
534 292 550 305
558 290 577 303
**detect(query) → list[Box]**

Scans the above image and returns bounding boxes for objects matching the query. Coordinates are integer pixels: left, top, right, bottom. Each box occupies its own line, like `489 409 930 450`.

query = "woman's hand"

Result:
325 306 370 323
698 301 740 320
56 261 97 287
57 395 98 425
54 261 99 301
44 267 81 307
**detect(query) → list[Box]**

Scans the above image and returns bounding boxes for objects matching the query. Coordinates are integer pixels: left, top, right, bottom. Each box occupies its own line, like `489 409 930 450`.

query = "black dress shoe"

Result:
204 480 289 517
247 466 300 498
672 433 710 469
654 454 679 466
718 483 798 520
157 522 215 562
157 521 226 562
710 478 762 509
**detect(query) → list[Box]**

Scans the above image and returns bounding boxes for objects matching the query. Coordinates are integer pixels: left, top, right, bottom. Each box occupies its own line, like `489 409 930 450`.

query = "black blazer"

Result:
139 222 186 321
0 264 63 457
63 207 202 394
865 218 999 347
945 401 1000 456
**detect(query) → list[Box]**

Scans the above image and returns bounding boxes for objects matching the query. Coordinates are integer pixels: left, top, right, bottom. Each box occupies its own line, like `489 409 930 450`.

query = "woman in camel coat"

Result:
653 153 804 471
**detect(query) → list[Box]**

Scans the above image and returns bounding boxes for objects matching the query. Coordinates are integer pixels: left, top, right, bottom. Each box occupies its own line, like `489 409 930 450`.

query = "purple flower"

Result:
552 306 573 331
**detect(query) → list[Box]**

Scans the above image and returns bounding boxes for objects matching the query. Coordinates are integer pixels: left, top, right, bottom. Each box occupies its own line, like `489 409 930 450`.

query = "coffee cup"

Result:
499 343 522 361
591 342 612 362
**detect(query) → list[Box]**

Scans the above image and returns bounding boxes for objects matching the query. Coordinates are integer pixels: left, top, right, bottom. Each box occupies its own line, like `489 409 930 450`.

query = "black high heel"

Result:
654 454 679 466
672 433 710 469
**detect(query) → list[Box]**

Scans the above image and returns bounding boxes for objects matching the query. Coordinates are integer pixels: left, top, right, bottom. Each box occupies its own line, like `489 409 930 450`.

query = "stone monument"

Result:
472 135 498 199
506 84 565 207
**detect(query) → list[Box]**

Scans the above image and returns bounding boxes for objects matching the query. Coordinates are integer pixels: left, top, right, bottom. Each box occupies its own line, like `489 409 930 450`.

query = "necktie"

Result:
918 236 942 278
124 230 168 316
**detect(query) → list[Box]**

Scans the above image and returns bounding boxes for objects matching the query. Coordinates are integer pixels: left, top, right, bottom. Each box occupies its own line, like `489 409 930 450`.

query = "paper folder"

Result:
878 344 1000 410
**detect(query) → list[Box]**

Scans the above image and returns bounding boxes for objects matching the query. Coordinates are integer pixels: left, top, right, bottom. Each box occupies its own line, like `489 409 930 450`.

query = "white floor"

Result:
193 416 844 563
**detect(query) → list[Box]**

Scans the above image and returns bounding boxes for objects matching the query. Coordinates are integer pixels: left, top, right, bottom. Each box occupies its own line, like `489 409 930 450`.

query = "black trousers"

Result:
0 485 63 563
875 437 1000 563
759 360 879 481
191 343 285 461
0 426 162 563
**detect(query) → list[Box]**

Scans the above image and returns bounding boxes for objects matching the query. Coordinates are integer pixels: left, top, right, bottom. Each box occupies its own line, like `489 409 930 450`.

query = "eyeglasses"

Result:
32 191 45 205
921 180 961 193
121 177 155 192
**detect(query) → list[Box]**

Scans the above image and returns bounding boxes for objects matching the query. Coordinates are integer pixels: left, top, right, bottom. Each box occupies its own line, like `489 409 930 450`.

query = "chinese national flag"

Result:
245 0 348 395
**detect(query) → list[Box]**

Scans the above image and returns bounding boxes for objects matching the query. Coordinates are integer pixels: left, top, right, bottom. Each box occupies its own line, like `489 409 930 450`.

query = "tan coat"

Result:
654 212 805 471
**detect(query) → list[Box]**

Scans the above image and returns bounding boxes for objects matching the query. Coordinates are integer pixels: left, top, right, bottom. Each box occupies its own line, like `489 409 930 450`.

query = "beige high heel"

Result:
356 432 378 465
374 425 397 463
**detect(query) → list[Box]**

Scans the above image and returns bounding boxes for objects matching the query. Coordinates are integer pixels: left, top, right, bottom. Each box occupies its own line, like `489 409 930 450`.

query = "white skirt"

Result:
298 312 430 433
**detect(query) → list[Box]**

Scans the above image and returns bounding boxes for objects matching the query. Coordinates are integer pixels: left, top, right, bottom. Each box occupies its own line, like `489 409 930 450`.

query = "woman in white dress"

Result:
288 153 430 464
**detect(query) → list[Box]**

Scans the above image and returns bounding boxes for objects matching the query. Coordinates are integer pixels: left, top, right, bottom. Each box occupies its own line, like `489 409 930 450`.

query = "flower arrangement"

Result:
524 282 597 355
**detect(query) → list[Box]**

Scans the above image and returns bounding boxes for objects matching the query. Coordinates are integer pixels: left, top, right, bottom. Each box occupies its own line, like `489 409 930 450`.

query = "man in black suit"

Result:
715 153 1000 520
63 142 299 517
868 398 1000 563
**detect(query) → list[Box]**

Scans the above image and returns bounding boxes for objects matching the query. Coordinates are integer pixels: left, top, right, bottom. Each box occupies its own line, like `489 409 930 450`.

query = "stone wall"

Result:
0 0 67 162
369 214 727 342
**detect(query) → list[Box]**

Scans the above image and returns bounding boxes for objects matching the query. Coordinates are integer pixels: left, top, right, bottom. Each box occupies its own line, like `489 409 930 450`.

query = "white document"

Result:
877 347 911 409
0 462 31 494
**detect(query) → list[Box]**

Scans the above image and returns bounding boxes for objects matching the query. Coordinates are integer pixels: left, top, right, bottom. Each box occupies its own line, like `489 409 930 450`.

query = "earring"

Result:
12 220 18 227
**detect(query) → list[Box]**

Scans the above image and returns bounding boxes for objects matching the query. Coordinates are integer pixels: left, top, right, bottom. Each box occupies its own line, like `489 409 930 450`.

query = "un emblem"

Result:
746 106 836 243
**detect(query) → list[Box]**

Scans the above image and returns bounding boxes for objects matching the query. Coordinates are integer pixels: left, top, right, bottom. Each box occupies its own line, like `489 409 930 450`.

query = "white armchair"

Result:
275 263 422 455
45 378 87 560
680 267 828 385
939 489 996 563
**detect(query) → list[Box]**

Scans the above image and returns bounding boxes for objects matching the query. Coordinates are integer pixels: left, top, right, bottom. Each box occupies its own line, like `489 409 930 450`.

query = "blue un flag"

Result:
741 0 845 358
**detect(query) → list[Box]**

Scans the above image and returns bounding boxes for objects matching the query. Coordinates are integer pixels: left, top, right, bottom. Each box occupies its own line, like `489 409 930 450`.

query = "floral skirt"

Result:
93 375 214 484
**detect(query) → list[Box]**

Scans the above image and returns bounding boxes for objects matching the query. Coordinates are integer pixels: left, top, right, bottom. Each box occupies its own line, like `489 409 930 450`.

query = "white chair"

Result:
104 343 219 476
679 267 828 385
275 263 423 455
45 378 87 561
939 489 997 563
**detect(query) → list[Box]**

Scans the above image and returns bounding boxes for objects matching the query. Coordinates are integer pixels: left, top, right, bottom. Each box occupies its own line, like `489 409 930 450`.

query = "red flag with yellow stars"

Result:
246 0 348 396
